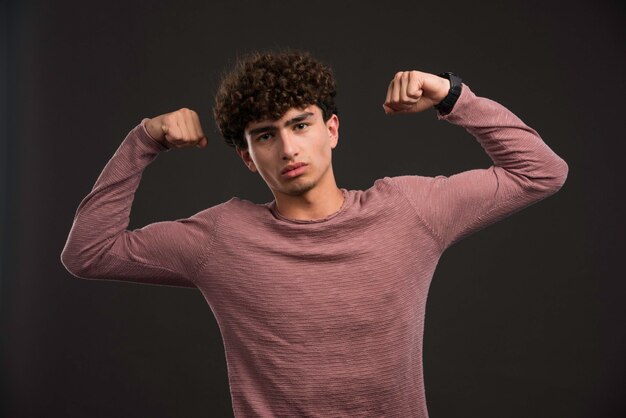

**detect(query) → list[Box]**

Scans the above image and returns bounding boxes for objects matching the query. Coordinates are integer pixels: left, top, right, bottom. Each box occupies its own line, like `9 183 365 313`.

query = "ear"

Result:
326 114 339 149
236 147 258 172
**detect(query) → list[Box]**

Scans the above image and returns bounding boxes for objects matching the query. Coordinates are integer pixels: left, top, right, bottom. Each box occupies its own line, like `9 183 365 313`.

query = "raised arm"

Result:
61 109 217 287
383 71 568 250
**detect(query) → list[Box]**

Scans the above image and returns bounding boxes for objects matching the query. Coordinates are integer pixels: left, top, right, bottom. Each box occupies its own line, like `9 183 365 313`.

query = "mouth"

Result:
281 162 308 178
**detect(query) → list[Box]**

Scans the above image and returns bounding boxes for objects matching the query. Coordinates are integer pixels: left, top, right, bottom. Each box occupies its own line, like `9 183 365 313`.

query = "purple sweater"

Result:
61 85 568 417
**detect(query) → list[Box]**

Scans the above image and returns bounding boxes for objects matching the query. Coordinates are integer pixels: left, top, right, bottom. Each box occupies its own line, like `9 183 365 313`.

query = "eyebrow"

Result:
247 112 314 136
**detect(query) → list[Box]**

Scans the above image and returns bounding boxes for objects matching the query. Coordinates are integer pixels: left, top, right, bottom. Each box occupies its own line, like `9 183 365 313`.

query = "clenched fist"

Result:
146 108 208 149
383 71 450 115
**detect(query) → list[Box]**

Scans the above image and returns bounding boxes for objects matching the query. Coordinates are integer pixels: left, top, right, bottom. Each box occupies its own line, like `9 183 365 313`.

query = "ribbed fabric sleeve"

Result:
389 84 568 250
61 85 568 417
61 119 224 287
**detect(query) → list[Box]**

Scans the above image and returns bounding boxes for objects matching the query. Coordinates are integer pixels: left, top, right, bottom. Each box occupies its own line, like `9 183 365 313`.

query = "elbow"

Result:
60 242 96 279
60 246 85 279
544 156 569 194
525 156 569 196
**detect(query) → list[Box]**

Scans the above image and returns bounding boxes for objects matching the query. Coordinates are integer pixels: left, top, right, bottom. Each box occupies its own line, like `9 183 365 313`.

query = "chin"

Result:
282 180 316 196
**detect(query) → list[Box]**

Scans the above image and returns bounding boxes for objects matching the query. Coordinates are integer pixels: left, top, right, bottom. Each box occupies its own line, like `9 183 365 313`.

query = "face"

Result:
238 105 339 198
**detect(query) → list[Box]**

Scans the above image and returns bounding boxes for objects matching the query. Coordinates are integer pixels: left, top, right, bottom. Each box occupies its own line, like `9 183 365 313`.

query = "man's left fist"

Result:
383 71 450 115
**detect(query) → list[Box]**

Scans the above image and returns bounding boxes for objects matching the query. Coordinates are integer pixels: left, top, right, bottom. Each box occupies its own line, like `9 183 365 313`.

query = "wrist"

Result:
433 77 451 105
144 116 168 146
434 72 462 115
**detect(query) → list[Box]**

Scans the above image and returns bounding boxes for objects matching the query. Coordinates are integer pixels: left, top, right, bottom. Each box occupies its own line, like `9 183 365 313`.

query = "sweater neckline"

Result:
267 189 350 224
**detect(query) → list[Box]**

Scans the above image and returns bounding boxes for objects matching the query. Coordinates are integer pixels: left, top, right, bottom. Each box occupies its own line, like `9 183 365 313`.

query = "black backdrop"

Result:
2 0 625 417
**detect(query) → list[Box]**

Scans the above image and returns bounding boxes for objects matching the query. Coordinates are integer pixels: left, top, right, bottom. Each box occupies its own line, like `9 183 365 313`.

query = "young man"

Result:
61 51 568 417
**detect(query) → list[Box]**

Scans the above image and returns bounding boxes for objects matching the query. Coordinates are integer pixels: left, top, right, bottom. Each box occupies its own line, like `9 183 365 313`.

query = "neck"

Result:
273 184 345 221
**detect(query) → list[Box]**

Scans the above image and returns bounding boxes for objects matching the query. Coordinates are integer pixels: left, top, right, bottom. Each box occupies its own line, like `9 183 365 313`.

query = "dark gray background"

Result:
2 0 624 417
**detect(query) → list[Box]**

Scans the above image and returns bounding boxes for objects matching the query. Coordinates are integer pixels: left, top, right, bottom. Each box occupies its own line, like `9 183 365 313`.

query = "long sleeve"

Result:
390 84 569 251
61 120 219 287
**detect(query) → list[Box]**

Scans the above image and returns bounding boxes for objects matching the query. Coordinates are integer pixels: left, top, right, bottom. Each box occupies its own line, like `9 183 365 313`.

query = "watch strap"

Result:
434 72 462 115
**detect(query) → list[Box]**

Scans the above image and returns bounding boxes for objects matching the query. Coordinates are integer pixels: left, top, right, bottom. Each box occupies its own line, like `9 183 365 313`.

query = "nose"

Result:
279 130 299 160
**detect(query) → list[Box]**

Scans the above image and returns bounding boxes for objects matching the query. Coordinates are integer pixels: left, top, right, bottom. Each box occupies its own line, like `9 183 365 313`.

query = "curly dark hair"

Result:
213 50 338 149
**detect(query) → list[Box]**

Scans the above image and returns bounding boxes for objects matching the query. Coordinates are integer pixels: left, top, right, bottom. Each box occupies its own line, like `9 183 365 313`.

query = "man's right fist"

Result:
146 108 208 149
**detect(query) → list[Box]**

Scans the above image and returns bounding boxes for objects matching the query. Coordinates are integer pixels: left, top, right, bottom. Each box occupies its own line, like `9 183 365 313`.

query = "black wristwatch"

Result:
434 72 462 115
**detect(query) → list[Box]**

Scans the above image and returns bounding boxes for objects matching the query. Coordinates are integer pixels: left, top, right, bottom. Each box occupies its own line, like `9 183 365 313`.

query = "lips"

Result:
281 162 308 178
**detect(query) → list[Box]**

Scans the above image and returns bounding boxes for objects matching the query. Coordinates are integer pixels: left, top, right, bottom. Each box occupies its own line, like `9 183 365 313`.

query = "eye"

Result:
256 132 272 142
295 122 308 130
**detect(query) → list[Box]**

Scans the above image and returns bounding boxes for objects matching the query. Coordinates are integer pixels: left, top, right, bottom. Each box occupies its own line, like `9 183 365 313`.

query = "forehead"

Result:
245 105 321 132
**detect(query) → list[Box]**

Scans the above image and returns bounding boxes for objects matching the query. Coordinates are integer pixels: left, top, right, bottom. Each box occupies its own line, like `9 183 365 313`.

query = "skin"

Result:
238 105 342 220
144 70 450 220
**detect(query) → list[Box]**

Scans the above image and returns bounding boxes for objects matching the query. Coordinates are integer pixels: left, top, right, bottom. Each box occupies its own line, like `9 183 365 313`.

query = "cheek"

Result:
318 141 333 161
250 152 275 176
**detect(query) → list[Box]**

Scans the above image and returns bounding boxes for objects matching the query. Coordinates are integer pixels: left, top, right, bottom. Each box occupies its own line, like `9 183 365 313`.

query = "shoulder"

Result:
361 175 451 217
191 197 269 221
188 197 274 232
343 176 439 214
368 175 442 197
